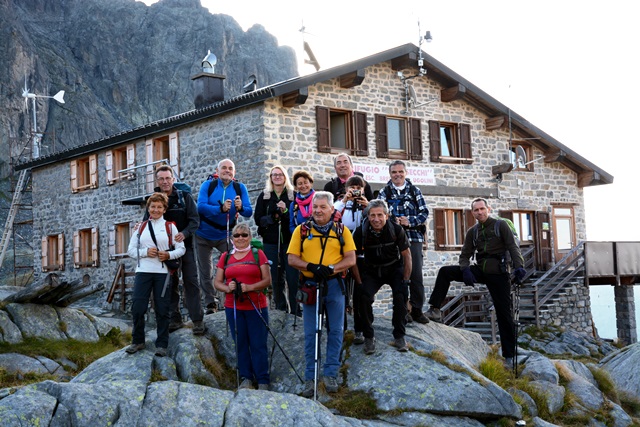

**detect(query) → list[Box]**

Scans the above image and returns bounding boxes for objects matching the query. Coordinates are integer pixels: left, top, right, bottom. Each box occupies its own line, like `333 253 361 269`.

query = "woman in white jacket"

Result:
126 192 185 357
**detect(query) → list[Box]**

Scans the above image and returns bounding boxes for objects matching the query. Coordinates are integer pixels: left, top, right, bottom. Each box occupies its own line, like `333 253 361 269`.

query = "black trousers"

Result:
429 265 515 358
170 243 203 323
354 263 408 339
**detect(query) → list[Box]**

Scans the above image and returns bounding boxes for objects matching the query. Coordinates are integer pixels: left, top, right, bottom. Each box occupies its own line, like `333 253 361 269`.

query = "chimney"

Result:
191 50 225 109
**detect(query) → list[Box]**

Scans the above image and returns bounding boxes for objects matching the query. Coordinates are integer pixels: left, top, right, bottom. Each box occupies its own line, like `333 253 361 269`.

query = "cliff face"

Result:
0 0 298 170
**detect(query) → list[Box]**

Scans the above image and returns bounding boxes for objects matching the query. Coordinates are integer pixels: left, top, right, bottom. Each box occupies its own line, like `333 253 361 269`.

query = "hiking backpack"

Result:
299 216 345 255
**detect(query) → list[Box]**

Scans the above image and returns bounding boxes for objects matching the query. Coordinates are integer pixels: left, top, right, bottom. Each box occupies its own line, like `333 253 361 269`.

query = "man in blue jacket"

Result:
196 159 252 313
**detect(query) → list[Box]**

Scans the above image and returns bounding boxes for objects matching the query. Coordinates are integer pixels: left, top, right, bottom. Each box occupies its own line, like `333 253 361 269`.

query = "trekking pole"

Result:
247 293 304 383
313 280 324 401
233 293 240 388
513 277 522 377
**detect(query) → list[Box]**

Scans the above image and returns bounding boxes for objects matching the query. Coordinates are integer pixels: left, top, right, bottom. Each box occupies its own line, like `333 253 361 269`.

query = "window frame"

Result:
145 132 180 193
109 222 134 259
41 233 65 272
73 227 99 268
428 120 472 164
106 144 136 185
374 114 422 160
316 106 368 156
434 208 475 251
70 154 98 193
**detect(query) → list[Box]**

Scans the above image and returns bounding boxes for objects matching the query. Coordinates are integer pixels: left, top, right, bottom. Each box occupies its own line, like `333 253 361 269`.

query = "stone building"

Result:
16 44 612 323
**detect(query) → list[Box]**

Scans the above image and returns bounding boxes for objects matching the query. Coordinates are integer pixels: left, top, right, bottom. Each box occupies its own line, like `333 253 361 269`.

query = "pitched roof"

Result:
16 43 612 187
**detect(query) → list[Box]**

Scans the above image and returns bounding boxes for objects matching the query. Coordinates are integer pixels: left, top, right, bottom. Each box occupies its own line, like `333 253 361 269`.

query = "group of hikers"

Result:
126 153 526 398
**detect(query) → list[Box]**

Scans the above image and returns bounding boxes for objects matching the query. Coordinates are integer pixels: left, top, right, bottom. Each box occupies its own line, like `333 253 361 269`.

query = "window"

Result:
145 132 180 193
73 227 99 267
109 222 134 259
510 212 534 243
316 106 368 155
106 144 135 185
428 121 472 164
509 144 534 172
41 234 65 271
70 154 98 193
434 208 475 251
375 114 422 160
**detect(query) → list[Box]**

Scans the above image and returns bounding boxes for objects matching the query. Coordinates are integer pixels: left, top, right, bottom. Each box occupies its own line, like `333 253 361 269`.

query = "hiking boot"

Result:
192 321 206 336
504 357 514 370
169 320 184 332
364 337 376 355
238 378 254 390
353 332 365 345
125 343 145 354
258 383 269 391
205 303 217 315
154 347 167 357
394 337 409 352
426 306 442 323
323 376 339 393
411 309 430 324
301 380 315 398
405 312 413 324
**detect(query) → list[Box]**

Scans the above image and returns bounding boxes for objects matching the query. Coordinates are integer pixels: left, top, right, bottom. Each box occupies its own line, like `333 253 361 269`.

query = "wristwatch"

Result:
328 265 335 273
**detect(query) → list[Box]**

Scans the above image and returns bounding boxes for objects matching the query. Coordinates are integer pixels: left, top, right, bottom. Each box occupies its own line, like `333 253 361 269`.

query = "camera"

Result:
352 189 361 198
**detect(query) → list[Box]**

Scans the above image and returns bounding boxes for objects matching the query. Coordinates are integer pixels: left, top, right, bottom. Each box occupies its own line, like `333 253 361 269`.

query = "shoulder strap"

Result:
165 221 175 246
176 189 185 208
332 177 340 196
138 220 148 237
207 178 218 199
233 181 242 198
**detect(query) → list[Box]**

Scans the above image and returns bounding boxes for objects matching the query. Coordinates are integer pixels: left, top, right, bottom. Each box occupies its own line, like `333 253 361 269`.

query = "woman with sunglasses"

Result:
214 223 271 390
254 166 299 314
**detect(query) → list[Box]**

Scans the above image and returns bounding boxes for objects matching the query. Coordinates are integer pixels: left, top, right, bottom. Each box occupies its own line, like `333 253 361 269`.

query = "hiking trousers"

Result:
131 272 171 349
195 235 229 307
170 242 203 323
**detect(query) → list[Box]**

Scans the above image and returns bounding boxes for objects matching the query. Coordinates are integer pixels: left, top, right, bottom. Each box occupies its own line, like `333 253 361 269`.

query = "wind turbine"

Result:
21 76 65 159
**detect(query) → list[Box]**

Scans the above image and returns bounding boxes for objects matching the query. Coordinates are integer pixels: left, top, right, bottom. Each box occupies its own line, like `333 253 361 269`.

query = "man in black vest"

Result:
352 199 412 354
323 153 373 200
147 165 204 335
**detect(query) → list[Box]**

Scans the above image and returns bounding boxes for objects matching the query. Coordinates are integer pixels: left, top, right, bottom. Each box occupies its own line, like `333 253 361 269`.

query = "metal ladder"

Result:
0 169 30 267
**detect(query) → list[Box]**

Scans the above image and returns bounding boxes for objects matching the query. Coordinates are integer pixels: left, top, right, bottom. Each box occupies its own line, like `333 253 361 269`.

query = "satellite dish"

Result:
243 75 257 93
516 145 527 168
408 84 418 105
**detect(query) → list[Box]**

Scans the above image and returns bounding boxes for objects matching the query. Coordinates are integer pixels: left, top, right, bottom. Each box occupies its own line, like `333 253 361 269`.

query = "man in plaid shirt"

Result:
378 160 430 324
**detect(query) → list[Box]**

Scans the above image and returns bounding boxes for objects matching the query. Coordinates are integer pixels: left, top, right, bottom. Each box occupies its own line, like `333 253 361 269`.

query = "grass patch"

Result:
0 367 58 388
589 366 619 403
620 391 640 417
479 355 511 389
324 390 381 419
207 336 239 390
149 368 167 383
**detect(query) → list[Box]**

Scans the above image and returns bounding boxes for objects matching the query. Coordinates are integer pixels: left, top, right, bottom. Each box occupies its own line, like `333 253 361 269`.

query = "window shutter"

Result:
464 209 476 233
109 224 116 259
89 154 98 189
409 118 423 160
316 106 331 153
459 124 472 164
91 227 99 267
535 211 552 269
354 111 368 156
57 233 65 270
499 210 514 221
41 236 48 272
73 231 80 267
145 139 154 193
375 114 388 158
105 150 114 185
434 209 446 251
169 132 180 178
429 120 441 162
126 144 136 180
70 160 78 193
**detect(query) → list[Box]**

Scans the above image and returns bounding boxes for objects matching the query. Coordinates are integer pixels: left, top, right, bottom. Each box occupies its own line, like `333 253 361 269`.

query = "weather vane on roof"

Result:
300 20 320 72
21 75 65 159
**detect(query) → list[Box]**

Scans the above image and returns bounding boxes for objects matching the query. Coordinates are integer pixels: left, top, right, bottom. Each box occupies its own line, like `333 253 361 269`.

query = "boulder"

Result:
4 303 66 340
520 353 559 384
555 359 604 411
0 310 23 344
599 343 640 398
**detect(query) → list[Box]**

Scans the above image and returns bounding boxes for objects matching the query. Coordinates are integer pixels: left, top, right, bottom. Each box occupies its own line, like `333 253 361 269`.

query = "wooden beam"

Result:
544 150 566 163
492 163 514 175
578 170 602 188
340 69 365 88
441 84 467 102
281 87 308 107
485 115 509 130
391 53 418 71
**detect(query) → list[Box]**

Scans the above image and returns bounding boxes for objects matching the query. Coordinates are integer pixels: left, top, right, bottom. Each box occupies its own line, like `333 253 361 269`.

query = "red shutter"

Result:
375 114 388 158
429 120 441 162
459 124 472 164
434 209 446 251
409 118 423 160
354 111 368 156
316 106 331 153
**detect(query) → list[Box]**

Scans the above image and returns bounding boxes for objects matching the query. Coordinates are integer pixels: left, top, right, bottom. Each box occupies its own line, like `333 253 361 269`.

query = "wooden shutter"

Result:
459 124 472 164
57 233 65 270
354 111 368 156
89 154 98 189
409 118 423 160
105 150 114 185
108 224 116 259
41 236 48 272
126 144 136 180
145 139 154 193
464 209 476 233
535 211 552 270
169 132 180 178
434 209 446 250
499 210 514 221
70 160 78 193
316 106 331 153
91 227 99 267
375 114 388 158
73 231 80 267
429 120 441 162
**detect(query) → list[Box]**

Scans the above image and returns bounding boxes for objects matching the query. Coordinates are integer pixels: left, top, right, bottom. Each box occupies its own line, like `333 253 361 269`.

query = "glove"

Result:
231 279 244 300
462 268 476 287
307 263 333 281
514 268 526 284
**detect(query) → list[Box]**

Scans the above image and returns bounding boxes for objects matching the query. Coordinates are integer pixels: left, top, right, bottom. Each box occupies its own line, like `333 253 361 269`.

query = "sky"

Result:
143 0 640 243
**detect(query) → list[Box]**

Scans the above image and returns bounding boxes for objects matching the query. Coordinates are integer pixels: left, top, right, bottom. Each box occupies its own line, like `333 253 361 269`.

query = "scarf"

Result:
295 190 314 218
312 220 333 235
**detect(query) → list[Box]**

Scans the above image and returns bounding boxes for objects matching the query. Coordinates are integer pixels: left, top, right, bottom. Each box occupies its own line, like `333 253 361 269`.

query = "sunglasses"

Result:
232 233 249 238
